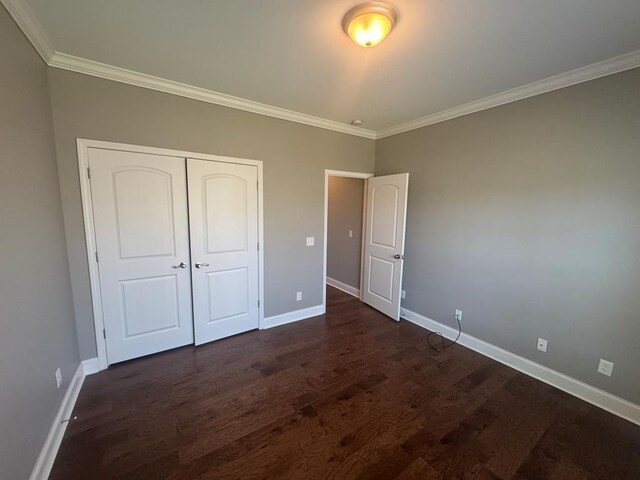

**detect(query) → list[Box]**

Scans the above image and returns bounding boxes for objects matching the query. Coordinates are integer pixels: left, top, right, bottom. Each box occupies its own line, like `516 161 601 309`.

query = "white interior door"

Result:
89 149 194 364
188 159 260 345
362 173 409 320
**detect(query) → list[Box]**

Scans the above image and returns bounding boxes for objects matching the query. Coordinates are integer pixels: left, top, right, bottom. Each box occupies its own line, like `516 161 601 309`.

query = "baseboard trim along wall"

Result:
261 305 325 330
29 358 100 480
29 363 85 480
81 357 101 375
400 307 640 427
326 277 360 298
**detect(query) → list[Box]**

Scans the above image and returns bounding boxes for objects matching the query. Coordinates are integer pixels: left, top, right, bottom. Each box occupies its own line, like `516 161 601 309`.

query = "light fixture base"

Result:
342 2 398 48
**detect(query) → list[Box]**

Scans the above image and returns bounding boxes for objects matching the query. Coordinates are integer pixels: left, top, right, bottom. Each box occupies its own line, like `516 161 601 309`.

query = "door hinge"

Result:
87 167 91 179
258 300 260 308
257 181 259 190
102 328 106 339
257 242 259 251
95 251 99 262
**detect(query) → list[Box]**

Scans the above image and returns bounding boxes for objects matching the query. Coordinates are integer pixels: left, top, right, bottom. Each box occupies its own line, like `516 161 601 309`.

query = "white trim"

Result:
29 363 85 480
0 0 371 139
326 276 360 298
3 0 640 140
77 140 109 372
257 165 265 333
400 307 640 426
49 48 640 140
81 358 100 376
77 139 265 370
0 0 54 62
47 48 640 140
49 52 377 139
323 170 373 312
261 305 325 330
377 49 640 139
1 0 374 138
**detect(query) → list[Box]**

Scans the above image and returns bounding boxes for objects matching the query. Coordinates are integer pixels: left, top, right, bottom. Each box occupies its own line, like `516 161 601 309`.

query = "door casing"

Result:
78 139 264 371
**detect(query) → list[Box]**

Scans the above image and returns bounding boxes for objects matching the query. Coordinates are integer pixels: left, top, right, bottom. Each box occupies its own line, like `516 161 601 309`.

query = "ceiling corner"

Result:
1 0 54 62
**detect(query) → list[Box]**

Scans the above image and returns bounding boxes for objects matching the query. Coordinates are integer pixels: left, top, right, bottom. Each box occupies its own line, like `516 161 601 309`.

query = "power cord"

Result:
426 314 462 352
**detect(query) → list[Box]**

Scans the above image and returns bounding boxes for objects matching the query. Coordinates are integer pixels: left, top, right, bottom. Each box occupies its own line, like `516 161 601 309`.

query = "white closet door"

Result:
89 149 194 364
188 159 259 345
362 173 409 320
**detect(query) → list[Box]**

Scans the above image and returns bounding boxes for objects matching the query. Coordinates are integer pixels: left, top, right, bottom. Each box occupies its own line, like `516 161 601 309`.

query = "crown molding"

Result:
2 0 374 139
376 49 640 139
1 0 54 62
53 47 639 142
4 0 639 141
47 52 377 139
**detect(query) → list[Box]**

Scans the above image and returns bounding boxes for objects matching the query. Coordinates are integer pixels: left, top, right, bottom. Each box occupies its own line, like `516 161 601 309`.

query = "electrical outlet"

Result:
296 291 302 301
455 309 463 321
306 236 315 246
55 368 62 388
401 290 406 299
597 359 614 377
537 338 548 352
348 230 353 238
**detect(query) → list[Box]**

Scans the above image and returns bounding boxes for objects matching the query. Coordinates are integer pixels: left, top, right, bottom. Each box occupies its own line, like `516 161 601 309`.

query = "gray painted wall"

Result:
47 69 375 360
0 6 80 479
375 68 640 404
327 176 364 289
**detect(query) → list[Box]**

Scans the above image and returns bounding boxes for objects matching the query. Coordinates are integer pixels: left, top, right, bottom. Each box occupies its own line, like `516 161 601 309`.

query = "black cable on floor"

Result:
426 315 462 352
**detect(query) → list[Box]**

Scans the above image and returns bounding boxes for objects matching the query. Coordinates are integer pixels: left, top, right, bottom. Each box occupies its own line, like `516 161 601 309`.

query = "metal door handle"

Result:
195 262 210 269
393 254 404 260
172 262 187 269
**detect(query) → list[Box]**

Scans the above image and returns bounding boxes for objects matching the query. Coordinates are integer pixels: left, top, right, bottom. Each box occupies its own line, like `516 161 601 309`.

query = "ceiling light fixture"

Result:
351 119 364 126
342 2 397 48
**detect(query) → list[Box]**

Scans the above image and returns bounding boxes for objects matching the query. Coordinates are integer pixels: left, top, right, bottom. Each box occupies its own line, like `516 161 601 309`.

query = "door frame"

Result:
322 169 374 313
77 139 265 371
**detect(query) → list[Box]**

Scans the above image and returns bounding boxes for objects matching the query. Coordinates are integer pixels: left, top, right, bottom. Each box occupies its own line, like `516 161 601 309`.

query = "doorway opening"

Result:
327 175 366 296
322 170 372 311
323 169 409 320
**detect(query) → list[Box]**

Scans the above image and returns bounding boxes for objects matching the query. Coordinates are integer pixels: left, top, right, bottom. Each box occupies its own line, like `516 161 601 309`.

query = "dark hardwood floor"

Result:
51 286 640 479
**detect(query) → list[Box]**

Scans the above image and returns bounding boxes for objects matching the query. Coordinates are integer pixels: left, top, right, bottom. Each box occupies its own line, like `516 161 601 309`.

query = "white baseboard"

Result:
81 357 100 375
261 305 325 330
326 277 360 298
29 363 85 480
400 307 640 426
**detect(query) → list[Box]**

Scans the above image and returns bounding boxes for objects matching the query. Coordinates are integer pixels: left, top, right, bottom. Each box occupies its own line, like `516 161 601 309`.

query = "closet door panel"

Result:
188 159 259 345
89 148 193 364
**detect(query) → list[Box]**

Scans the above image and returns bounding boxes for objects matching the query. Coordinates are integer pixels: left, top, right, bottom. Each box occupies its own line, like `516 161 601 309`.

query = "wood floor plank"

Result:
50 286 640 479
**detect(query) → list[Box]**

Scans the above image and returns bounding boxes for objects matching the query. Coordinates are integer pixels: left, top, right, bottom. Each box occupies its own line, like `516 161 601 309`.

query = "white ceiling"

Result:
23 0 640 133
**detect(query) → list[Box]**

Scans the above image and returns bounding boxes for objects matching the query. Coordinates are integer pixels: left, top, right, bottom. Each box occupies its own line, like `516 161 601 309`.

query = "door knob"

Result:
194 262 210 269
172 262 187 269
393 254 404 260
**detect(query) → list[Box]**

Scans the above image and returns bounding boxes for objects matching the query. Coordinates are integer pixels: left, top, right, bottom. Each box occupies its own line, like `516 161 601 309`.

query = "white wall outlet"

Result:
306 236 315 246
455 309 463 321
348 230 353 238
55 368 62 388
296 291 302 301
401 290 406 299
537 338 548 352
597 359 614 377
